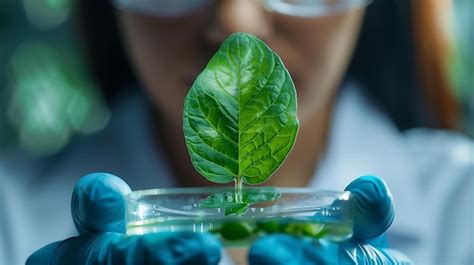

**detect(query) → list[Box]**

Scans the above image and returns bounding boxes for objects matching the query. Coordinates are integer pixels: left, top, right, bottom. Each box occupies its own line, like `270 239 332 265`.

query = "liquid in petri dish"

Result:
127 216 353 246
125 187 354 246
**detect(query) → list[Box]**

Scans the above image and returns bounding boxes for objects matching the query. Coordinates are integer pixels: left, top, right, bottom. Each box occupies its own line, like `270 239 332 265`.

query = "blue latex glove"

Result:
249 176 413 265
26 173 221 265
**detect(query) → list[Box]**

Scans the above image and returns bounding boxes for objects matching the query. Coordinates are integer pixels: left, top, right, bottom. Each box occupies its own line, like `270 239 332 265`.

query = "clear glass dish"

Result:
126 187 353 246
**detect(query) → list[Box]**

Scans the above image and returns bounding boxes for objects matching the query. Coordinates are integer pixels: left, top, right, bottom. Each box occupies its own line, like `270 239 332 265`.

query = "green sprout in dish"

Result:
209 220 328 243
183 32 299 215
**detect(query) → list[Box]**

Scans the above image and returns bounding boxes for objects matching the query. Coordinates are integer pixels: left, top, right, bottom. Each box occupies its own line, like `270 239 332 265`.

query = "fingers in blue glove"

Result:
71 173 131 234
111 232 221 265
338 241 413 265
248 234 412 265
27 232 222 265
344 176 395 241
31 173 223 265
25 241 63 265
249 234 335 265
26 233 122 265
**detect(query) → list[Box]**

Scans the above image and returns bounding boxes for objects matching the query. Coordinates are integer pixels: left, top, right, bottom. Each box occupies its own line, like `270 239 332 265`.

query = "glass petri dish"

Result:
125 187 353 246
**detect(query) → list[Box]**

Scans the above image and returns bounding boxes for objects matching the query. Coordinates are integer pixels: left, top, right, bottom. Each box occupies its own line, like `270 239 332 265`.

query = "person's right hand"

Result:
248 176 412 265
26 173 222 265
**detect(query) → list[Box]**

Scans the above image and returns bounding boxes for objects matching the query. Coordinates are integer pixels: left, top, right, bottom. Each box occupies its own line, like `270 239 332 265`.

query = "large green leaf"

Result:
183 32 299 185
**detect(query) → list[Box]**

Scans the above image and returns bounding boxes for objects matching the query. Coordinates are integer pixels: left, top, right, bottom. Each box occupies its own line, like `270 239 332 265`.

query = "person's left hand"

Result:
248 176 413 265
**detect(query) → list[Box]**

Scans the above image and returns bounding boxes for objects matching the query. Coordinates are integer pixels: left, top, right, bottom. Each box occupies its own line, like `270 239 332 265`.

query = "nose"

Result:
206 0 271 44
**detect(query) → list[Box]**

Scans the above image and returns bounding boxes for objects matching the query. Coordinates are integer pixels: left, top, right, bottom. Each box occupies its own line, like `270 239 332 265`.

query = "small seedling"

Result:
209 220 329 243
183 32 299 215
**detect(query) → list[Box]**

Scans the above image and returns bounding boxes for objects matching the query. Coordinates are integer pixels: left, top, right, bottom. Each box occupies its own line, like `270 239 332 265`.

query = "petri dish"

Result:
125 187 353 246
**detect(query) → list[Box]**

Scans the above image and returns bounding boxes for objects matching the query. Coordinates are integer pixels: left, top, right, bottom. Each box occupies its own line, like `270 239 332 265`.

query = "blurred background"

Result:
0 0 110 156
0 0 472 156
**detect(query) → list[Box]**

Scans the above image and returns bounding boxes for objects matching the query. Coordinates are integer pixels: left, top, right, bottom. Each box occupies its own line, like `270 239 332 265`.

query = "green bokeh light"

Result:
7 42 110 155
23 0 71 29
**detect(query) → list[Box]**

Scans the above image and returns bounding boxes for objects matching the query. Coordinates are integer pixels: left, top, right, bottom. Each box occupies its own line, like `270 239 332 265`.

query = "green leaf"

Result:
256 220 281 233
183 32 299 185
282 223 325 238
216 221 253 241
224 203 249 216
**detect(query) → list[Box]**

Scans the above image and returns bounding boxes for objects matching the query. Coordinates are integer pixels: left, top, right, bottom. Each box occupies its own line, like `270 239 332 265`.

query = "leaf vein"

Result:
240 72 287 134
186 114 238 159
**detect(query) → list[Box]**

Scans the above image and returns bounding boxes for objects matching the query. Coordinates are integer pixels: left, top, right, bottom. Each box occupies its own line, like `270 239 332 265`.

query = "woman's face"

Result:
117 1 365 128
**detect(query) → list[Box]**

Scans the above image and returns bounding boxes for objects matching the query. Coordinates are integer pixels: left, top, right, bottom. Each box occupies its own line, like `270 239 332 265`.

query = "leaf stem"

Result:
235 177 243 203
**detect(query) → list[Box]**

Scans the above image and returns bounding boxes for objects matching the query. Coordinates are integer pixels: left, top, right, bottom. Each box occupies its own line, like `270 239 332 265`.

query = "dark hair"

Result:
76 0 458 130
76 0 137 102
347 0 426 129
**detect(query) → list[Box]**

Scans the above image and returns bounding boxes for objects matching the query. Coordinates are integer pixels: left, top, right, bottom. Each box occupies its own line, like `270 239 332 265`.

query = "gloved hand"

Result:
249 176 413 265
26 173 222 265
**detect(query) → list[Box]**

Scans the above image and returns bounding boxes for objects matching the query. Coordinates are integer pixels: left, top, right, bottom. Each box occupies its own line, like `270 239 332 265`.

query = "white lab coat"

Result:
1 83 473 265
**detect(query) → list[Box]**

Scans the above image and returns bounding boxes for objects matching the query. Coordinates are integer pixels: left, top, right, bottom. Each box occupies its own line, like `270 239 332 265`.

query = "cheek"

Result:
270 9 365 115
118 11 209 123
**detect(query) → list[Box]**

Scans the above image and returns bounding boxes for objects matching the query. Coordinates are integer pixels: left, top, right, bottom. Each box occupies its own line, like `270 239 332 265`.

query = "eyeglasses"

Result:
112 0 372 18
